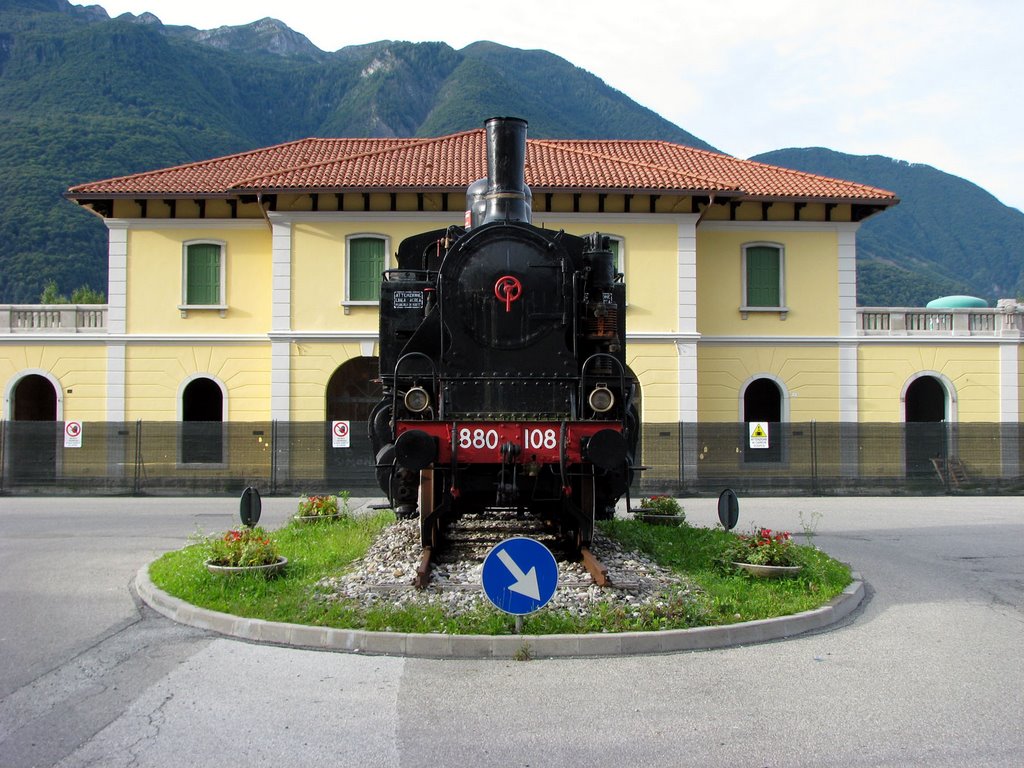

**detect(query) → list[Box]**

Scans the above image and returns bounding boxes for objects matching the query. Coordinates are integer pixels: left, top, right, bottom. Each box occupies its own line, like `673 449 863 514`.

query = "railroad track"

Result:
414 508 609 589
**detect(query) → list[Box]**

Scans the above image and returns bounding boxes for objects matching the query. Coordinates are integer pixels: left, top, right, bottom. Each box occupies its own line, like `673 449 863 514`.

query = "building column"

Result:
270 216 292 421
676 216 699 484
1000 343 1019 478
837 225 860 477
105 222 128 421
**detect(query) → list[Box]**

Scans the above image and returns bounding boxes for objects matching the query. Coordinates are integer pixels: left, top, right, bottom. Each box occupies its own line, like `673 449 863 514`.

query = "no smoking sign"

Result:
64 420 83 448
331 420 350 448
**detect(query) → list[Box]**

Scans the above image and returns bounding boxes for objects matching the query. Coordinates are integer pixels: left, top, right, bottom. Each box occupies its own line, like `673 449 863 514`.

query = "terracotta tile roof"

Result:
66 129 897 205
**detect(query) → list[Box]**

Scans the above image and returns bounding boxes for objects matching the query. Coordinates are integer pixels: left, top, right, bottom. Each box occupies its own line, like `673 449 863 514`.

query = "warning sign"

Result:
748 422 769 449
64 420 83 448
332 420 350 449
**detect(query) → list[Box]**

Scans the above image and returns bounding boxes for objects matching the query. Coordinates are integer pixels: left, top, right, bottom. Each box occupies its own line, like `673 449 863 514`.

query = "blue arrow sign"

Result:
481 537 559 616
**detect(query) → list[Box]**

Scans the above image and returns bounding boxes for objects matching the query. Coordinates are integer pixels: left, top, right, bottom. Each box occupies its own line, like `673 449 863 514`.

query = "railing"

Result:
1 420 1022 496
0 305 107 333
858 304 1023 338
2 302 1022 339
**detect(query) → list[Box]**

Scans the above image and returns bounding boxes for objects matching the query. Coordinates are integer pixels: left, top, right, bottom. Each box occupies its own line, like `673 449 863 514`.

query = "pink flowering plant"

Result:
725 527 800 567
206 526 280 567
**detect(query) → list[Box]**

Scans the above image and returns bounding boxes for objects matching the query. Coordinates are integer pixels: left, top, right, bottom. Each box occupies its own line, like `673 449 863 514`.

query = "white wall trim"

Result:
271 340 291 421
105 221 128 335
999 343 1019 422
838 342 858 422
271 220 292 333
107 344 126 421
837 227 859 338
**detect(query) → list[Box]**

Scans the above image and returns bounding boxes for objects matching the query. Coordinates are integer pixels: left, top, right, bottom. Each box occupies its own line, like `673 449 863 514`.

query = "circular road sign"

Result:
481 537 559 616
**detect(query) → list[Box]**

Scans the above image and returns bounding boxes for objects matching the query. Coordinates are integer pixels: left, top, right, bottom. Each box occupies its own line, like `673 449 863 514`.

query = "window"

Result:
180 241 226 316
345 235 387 303
741 243 787 319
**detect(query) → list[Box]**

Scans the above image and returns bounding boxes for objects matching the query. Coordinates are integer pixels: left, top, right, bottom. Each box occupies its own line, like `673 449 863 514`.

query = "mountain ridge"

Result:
0 0 1019 307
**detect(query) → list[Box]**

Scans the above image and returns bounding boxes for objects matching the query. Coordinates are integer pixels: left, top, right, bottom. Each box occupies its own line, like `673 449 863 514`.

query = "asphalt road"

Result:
1 494 1022 767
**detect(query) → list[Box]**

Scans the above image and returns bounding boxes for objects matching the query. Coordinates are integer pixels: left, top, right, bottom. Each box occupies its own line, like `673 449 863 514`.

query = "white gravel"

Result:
314 516 700 619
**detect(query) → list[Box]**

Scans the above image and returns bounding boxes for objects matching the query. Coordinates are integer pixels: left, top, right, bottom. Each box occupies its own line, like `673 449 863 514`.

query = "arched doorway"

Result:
7 373 60 483
181 377 224 464
13 374 58 421
325 358 382 485
743 377 783 462
904 374 948 479
326 357 381 422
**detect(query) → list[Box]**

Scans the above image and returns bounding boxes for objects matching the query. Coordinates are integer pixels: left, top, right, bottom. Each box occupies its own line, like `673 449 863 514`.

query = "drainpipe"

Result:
695 193 717 226
256 193 273 231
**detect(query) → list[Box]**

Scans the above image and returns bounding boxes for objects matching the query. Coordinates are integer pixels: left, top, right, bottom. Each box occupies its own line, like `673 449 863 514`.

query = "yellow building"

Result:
1 126 1019 492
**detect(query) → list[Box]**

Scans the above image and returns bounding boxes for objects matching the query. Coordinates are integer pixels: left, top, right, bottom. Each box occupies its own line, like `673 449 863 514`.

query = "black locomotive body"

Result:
370 117 638 550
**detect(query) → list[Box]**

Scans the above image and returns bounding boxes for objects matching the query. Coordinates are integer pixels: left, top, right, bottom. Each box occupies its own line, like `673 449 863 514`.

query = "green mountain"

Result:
0 0 715 302
752 148 1024 306
2 0 1021 310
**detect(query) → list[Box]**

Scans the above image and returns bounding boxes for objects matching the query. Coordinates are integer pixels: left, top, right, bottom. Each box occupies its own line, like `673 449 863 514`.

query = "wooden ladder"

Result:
931 456 969 487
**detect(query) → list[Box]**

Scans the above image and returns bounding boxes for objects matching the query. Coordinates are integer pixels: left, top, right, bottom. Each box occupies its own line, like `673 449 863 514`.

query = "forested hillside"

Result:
2 0 1021 308
0 0 710 302
752 150 1024 306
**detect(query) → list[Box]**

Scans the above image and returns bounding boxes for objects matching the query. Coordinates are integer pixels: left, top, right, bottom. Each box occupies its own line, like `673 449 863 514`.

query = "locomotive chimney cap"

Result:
480 117 531 225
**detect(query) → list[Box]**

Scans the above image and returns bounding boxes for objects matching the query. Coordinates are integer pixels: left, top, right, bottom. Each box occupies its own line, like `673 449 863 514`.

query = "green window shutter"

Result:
746 246 780 307
349 237 384 301
186 244 220 305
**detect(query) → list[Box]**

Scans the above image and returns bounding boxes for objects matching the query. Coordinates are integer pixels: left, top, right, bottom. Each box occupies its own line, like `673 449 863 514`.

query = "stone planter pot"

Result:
205 556 288 577
732 561 802 578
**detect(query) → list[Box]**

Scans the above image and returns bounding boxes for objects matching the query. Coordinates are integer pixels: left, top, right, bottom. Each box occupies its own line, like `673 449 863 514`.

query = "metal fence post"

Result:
133 420 142 495
270 419 278 494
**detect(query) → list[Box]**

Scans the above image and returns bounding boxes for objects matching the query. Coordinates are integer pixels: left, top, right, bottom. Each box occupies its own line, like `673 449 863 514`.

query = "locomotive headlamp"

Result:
404 386 431 413
588 384 615 413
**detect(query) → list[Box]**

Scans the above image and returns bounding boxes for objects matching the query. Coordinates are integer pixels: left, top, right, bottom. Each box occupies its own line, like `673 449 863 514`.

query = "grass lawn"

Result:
149 511 852 636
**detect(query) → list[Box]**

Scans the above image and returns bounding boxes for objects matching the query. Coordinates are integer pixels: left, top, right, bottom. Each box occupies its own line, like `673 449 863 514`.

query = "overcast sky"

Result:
93 0 1024 213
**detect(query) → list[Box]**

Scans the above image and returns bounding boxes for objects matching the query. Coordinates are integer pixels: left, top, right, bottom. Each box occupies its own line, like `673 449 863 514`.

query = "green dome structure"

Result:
925 295 988 309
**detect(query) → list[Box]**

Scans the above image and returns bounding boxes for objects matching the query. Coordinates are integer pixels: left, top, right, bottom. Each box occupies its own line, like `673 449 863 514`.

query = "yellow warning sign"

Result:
749 422 769 448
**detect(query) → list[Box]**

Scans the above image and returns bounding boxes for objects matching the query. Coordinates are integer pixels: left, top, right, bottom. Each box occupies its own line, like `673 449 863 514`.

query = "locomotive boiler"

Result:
369 116 638 567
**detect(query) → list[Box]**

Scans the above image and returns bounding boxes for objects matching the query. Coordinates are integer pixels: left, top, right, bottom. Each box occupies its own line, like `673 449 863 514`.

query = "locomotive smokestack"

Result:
480 116 532 225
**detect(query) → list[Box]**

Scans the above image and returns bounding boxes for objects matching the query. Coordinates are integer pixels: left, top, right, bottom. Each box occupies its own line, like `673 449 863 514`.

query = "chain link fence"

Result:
1 420 1020 496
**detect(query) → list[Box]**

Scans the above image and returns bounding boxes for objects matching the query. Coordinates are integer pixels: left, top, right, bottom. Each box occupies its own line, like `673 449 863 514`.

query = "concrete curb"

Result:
135 566 865 658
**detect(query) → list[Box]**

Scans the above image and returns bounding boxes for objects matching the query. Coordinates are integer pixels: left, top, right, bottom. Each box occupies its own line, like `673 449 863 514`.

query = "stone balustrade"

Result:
0 305 107 333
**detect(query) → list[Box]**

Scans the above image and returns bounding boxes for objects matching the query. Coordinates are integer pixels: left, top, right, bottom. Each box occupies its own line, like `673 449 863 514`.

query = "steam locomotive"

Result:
369 117 638 553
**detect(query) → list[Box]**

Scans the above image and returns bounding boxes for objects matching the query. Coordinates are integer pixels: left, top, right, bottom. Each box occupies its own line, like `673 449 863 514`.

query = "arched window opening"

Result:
743 377 783 463
13 374 57 421
8 374 59 483
905 376 946 422
743 378 782 423
181 377 224 464
904 375 949 479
